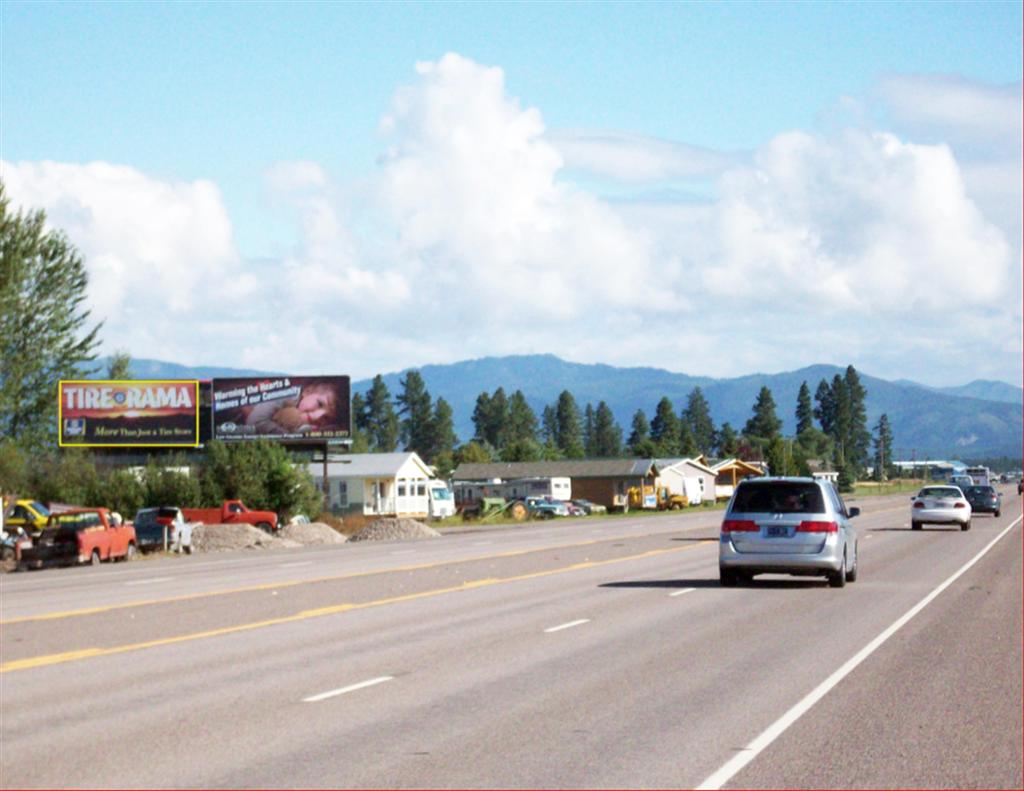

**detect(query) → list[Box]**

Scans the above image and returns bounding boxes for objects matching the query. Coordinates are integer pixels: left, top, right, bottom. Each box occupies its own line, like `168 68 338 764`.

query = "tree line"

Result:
348 368 894 490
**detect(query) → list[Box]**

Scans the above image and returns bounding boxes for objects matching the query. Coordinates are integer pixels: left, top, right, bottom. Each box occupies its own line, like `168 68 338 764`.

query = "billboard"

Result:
59 380 200 447
212 376 350 441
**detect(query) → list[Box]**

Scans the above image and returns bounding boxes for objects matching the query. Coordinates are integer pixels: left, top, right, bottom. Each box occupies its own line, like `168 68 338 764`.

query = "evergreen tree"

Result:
627 409 651 456
554 391 584 458
743 386 782 440
650 397 680 456
422 397 456 464
541 405 558 447
106 349 132 379
679 421 698 457
583 403 596 457
814 378 835 436
683 387 716 455
593 401 623 457
363 375 399 452
716 422 739 457
795 381 814 435
396 371 433 456
764 435 788 476
455 441 492 465
499 438 546 463
472 387 509 448
1 184 102 447
845 366 871 475
506 390 538 445
348 392 371 453
872 413 894 481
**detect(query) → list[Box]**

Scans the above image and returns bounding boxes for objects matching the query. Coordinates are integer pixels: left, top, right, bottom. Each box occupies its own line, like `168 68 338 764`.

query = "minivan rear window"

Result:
732 482 825 514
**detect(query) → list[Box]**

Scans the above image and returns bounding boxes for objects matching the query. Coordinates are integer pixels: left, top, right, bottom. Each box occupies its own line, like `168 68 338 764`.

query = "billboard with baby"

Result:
211 376 351 441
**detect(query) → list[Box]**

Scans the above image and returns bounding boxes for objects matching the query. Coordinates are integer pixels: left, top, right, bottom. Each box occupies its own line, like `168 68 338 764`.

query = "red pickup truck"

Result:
181 500 278 532
20 508 137 568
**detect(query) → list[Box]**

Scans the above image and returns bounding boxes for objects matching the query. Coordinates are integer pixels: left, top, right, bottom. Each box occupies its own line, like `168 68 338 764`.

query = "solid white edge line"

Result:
544 619 591 633
303 676 394 703
696 515 1022 790
124 577 174 586
669 587 697 597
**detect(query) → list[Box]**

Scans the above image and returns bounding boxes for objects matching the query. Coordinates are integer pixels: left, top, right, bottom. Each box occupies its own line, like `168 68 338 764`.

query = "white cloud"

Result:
546 130 739 184
3 59 1020 387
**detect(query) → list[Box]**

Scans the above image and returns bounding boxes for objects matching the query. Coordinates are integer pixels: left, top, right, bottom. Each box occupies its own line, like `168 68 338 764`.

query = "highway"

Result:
1 487 1021 789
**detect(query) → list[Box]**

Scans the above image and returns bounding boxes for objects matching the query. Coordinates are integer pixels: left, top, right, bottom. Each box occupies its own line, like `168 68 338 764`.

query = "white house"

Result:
306 452 448 518
656 458 717 505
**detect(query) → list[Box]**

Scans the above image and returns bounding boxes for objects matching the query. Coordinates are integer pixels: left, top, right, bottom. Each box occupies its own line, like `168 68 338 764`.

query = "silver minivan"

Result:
719 477 860 588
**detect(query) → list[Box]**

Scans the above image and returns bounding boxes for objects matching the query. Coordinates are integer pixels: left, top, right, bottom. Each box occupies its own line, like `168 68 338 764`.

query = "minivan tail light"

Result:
796 520 838 533
913 501 925 509
721 519 758 534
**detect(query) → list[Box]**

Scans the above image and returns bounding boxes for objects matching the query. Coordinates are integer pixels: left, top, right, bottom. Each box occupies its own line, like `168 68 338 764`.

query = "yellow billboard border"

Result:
58 379 201 448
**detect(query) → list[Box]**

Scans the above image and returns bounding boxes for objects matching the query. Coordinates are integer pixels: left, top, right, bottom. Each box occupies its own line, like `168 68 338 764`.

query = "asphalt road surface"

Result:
2 487 1021 789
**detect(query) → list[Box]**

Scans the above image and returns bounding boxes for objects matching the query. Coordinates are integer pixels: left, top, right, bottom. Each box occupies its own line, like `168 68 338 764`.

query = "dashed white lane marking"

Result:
696 515 1022 790
544 619 591 633
669 587 696 597
279 561 314 568
124 577 174 586
303 676 394 703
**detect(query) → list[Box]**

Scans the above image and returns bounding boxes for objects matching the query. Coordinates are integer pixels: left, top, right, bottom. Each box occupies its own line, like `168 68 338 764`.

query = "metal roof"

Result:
453 459 659 481
309 452 432 479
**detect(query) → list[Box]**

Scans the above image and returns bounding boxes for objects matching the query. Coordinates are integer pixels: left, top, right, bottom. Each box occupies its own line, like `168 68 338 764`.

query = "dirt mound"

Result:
278 521 348 545
192 523 298 552
349 518 441 542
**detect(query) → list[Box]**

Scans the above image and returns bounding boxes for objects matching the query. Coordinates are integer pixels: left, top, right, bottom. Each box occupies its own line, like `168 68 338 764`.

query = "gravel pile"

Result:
192 523 300 552
349 518 441 542
278 521 348 545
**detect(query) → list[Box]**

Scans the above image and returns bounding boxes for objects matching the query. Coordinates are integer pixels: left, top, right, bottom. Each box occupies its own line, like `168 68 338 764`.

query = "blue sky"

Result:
3 1 1022 385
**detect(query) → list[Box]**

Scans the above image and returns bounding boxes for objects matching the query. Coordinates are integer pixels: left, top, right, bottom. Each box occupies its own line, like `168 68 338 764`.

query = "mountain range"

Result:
97 355 1023 459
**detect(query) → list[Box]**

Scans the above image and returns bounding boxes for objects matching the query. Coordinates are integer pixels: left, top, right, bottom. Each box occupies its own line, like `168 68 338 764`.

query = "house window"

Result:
416 482 426 496
398 481 407 497
337 481 348 507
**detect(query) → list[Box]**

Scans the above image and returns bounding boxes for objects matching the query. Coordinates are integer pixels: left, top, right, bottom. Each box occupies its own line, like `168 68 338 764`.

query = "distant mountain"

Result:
94 355 1023 459
94 357 280 380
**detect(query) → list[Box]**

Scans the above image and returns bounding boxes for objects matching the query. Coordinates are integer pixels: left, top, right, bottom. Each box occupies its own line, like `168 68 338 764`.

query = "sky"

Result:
2 1 1021 387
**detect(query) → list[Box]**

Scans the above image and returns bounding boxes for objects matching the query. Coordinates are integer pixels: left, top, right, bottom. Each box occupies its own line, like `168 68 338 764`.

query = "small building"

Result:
655 458 717 505
306 452 438 518
452 459 661 511
711 458 766 500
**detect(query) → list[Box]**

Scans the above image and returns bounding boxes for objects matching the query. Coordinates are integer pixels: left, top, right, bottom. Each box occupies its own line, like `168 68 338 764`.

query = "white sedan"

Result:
911 486 972 531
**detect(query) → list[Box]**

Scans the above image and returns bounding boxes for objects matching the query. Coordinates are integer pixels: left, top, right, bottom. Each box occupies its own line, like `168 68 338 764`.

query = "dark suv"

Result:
963 485 1001 517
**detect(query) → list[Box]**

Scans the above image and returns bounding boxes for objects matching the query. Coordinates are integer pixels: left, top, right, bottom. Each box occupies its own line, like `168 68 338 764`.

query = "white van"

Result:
427 480 456 519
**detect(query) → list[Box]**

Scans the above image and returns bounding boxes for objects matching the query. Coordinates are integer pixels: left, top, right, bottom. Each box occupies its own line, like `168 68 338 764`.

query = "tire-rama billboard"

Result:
59 380 200 447
212 376 350 441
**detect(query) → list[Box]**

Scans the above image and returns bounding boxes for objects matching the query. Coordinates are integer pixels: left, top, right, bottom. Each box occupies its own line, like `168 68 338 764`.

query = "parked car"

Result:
133 507 197 553
526 497 569 519
719 477 859 588
564 501 586 517
911 486 972 531
3 499 51 532
20 508 137 568
962 485 1001 518
182 500 278 532
1 527 32 572
572 499 607 515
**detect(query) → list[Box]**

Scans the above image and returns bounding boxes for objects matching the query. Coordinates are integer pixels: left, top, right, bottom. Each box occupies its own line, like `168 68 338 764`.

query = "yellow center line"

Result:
1 527 716 625
1 541 714 673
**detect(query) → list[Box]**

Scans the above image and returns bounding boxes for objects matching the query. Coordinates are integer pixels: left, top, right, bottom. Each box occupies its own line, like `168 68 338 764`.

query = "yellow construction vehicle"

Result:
626 486 688 511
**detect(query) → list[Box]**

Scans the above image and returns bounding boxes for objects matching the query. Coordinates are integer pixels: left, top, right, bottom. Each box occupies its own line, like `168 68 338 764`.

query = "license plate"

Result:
765 525 789 538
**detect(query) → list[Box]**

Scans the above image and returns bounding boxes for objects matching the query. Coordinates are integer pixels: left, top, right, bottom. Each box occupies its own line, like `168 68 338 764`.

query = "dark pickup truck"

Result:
20 508 137 568
132 507 196 553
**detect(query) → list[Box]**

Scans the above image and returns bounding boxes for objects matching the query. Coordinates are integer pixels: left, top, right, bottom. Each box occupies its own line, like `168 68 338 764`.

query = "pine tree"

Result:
541 405 558 447
583 403 596 456
627 409 651 456
506 390 538 444
650 397 680 456
814 378 835 436
845 366 871 475
423 397 456 464
743 386 782 440
679 421 698 457
795 381 814 435
349 392 371 452
1 183 102 447
716 422 738 457
593 402 623 458
872 413 894 481
106 350 132 379
396 371 433 456
683 387 716 455
472 388 509 448
554 391 584 458
363 375 399 452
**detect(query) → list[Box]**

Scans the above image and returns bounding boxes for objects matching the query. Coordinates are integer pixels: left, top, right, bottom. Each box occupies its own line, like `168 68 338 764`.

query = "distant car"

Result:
526 497 568 519
911 486 972 531
963 485 1001 517
572 499 607 515
719 477 860 588
132 507 197 553
564 501 586 517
